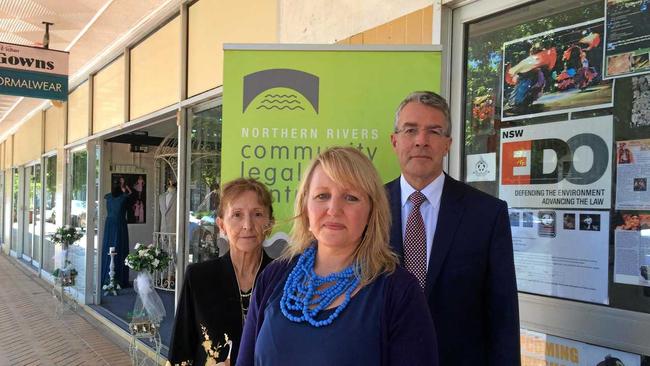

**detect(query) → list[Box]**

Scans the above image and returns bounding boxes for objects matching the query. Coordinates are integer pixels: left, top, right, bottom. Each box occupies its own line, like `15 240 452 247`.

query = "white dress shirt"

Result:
400 174 445 271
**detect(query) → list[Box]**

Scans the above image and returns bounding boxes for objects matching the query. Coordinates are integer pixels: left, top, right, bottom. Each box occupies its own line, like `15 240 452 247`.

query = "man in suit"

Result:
387 91 520 365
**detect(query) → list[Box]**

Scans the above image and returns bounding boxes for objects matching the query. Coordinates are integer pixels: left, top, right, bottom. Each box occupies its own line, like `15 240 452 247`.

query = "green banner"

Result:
222 45 441 238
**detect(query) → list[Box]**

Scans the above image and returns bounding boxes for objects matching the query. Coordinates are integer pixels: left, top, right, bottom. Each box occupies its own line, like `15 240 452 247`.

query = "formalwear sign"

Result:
221 44 442 241
0 41 68 100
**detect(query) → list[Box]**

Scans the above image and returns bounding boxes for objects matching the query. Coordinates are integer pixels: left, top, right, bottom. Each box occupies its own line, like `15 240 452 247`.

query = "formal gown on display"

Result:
101 193 130 288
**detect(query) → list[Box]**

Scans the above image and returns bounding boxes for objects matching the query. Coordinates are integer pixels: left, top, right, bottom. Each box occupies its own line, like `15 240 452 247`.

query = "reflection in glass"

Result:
462 0 603 196
93 145 100 295
31 164 42 265
43 155 57 274
68 149 88 297
23 166 34 259
11 168 18 252
187 105 223 264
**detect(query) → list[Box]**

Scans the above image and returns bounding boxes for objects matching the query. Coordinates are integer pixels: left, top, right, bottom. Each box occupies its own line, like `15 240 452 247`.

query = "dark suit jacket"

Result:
386 175 520 366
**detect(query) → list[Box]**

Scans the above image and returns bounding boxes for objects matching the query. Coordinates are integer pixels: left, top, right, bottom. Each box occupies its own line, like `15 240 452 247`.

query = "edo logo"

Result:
501 132 609 185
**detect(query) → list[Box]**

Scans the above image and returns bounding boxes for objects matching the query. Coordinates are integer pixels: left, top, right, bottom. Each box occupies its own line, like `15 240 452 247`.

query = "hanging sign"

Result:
0 42 69 100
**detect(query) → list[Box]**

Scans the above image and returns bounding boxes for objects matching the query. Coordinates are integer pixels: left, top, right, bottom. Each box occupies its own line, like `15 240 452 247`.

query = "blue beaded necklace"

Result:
280 246 360 327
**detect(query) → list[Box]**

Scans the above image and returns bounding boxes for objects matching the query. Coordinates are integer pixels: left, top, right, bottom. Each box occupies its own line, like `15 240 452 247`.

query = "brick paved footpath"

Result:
0 253 133 365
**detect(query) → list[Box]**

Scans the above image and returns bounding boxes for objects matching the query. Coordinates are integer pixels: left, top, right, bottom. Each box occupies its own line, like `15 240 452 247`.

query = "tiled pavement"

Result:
0 253 133 365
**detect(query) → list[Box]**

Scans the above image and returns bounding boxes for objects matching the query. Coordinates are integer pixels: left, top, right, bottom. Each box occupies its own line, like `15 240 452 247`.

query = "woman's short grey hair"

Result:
394 91 451 137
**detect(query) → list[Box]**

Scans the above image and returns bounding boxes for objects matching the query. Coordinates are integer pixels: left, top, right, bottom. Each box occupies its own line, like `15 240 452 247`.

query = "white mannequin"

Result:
159 181 177 233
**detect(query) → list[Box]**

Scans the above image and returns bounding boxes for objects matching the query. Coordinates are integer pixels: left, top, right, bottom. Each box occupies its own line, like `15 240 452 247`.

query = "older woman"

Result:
168 178 274 366
238 147 438 365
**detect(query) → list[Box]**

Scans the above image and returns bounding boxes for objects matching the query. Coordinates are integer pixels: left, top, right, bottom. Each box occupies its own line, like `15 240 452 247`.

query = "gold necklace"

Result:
234 252 263 325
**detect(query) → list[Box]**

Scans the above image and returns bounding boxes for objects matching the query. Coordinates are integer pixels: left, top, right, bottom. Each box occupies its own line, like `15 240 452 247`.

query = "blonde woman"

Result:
238 147 438 365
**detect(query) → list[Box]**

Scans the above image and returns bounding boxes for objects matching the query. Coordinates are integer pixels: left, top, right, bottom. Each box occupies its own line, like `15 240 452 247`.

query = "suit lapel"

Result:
387 178 404 260
425 174 464 296
164 193 175 215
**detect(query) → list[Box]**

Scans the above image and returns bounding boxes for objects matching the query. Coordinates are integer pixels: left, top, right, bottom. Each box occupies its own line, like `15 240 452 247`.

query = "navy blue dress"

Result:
254 275 384 365
101 193 130 288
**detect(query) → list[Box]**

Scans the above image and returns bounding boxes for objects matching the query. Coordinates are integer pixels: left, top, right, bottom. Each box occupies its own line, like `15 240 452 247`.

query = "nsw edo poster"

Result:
499 116 613 209
221 45 442 243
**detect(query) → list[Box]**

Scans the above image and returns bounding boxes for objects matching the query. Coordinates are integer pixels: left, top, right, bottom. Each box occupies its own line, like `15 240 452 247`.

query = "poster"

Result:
222 45 441 239
631 75 650 128
604 0 650 79
502 19 613 121
510 208 609 304
466 153 496 182
615 139 650 210
111 173 146 224
521 329 641 366
614 212 650 287
500 116 613 209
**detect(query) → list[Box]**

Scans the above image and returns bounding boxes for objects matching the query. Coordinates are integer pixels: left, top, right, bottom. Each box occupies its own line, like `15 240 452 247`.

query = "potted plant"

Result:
50 225 83 286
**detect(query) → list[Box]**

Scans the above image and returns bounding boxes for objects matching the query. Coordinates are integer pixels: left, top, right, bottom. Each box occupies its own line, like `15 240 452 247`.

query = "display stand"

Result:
152 232 176 290
52 249 78 317
128 320 162 366
103 249 121 296
129 270 164 366
152 131 178 292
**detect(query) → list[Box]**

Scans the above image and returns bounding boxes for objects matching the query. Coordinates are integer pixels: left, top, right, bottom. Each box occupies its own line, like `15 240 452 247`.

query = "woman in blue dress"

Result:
101 183 130 288
238 147 439 365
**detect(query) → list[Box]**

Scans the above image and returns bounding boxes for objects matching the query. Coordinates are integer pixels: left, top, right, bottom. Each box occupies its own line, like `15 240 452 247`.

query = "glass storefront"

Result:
11 168 18 253
42 155 57 274
92 145 100 297
22 166 34 260
68 148 88 297
27 164 42 266
186 103 223 264
454 0 650 360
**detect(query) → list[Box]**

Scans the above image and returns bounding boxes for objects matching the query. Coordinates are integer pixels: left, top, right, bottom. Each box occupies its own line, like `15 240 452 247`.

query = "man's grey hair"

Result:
394 91 451 137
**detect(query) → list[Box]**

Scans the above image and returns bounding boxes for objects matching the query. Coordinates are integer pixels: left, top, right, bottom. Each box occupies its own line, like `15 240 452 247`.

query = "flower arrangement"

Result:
53 261 78 286
50 225 84 249
50 226 83 287
125 243 170 273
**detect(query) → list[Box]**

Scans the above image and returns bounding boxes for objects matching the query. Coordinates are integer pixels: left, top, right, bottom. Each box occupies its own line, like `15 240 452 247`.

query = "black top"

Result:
167 250 273 366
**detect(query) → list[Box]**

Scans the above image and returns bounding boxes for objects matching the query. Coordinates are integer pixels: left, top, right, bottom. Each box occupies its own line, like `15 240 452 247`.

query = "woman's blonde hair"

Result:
283 146 397 284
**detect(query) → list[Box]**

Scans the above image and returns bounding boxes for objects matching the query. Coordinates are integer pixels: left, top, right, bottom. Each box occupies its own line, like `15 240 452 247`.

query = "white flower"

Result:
155 248 161 255
153 259 160 267
135 243 142 249
148 244 154 249
138 249 147 257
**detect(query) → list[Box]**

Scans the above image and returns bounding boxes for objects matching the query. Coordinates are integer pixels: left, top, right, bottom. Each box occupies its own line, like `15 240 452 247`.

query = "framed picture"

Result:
111 173 146 224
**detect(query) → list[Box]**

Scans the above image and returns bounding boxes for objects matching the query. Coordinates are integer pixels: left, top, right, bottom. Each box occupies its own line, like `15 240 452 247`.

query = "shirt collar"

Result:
400 173 445 209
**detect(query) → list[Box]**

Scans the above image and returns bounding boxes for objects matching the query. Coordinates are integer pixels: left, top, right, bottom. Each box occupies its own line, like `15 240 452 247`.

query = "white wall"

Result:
279 0 434 43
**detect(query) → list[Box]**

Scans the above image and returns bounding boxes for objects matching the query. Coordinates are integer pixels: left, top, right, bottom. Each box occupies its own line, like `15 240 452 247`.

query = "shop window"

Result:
67 149 88 297
42 155 57 274
187 103 223 264
461 0 650 319
11 168 18 252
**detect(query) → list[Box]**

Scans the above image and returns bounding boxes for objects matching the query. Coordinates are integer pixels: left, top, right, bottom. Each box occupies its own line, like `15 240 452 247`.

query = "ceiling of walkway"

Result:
0 0 178 138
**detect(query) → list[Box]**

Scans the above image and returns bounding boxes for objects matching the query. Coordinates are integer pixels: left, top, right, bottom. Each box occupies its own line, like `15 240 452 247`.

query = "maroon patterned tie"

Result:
404 191 427 290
